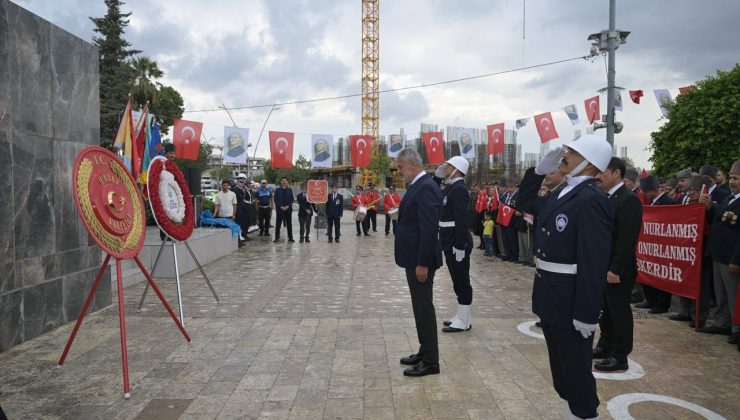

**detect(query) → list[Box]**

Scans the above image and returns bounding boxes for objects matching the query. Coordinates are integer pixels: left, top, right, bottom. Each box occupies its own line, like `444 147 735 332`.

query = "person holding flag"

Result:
474 184 488 249
433 156 474 333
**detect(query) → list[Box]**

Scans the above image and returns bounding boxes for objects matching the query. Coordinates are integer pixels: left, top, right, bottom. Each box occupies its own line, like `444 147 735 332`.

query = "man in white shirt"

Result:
214 180 237 219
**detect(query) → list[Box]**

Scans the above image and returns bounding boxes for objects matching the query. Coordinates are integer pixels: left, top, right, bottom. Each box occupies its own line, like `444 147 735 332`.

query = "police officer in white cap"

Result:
516 134 614 420
433 156 474 332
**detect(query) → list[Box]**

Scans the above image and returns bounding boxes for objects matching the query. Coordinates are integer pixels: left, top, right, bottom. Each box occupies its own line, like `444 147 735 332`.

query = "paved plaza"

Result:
1 218 739 419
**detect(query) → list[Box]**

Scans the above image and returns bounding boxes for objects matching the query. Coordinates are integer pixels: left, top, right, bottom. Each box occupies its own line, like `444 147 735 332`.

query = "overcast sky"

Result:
17 0 740 168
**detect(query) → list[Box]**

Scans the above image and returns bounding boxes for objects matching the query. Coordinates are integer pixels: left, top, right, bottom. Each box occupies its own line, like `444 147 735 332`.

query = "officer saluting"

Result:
516 134 613 420
433 156 474 332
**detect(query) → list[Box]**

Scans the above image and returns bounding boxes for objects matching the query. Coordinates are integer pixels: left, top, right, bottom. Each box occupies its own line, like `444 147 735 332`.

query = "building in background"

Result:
619 146 628 158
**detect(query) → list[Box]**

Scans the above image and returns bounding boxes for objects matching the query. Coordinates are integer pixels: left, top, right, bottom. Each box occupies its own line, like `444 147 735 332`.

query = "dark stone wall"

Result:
0 0 109 352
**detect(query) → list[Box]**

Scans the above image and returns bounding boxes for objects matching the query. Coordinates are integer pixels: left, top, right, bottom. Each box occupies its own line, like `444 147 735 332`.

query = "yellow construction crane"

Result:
361 0 379 154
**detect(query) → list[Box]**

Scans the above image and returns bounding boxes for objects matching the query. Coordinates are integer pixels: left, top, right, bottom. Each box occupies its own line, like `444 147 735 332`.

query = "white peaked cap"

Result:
445 156 470 175
564 134 613 172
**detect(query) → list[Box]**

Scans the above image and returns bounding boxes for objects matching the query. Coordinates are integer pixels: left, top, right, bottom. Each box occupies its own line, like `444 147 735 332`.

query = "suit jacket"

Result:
274 187 294 211
710 184 731 205
394 173 443 270
433 177 473 251
652 192 677 206
296 192 317 214
517 172 613 328
325 193 344 218
709 194 740 265
607 184 643 281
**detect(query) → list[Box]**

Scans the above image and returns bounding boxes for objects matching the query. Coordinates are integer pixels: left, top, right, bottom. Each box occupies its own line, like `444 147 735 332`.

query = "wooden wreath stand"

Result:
58 147 191 400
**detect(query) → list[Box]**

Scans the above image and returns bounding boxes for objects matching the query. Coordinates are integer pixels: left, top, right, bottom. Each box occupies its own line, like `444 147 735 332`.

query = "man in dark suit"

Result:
635 175 677 314
273 177 295 243
325 184 343 243
592 158 643 372
701 165 731 204
515 135 613 419
707 160 740 346
394 148 443 377
433 156 474 333
296 183 317 243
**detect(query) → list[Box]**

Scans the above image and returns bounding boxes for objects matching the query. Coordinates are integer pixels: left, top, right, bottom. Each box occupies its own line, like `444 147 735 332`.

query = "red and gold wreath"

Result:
147 157 194 241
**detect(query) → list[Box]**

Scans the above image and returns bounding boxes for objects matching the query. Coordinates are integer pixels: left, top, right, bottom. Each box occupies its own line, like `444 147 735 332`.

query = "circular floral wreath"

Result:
147 157 194 241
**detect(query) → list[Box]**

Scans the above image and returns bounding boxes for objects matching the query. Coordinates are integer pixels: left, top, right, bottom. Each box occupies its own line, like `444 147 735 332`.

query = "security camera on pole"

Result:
587 0 629 146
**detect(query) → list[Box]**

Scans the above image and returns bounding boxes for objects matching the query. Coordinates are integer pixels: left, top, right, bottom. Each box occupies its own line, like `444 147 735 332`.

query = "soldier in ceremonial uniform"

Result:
353 185 369 236
433 156 474 333
364 183 381 233
516 134 613 419
383 185 401 235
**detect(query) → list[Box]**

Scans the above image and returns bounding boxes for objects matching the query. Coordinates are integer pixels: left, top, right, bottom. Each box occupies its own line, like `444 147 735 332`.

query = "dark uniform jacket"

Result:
517 172 613 329
325 192 344 218
394 173 443 270
607 184 643 281
652 192 677 206
433 177 474 252
710 184 731 205
709 194 740 265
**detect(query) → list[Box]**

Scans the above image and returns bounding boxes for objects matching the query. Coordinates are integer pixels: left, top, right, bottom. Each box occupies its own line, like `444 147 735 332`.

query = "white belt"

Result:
439 221 455 228
535 258 577 275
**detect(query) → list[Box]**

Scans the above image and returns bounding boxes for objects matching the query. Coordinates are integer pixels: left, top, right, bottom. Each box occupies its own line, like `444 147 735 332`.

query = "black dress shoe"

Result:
698 325 731 335
727 332 739 344
364 233 370 236
648 307 669 314
288 238 295 243
442 325 471 333
356 233 361 236
273 239 280 243
689 321 705 329
299 238 304 243
305 237 310 243
328 238 333 243
403 361 440 377
535 321 543 328
592 347 610 359
669 314 691 321
630 294 644 303
443 320 452 326
400 353 422 366
634 302 652 309
594 356 628 372
335 238 340 243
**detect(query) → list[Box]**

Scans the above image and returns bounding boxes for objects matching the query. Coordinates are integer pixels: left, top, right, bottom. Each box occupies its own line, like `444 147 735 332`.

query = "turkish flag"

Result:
349 135 372 168
629 90 644 104
584 95 600 124
475 191 488 213
641 168 648 177
269 131 294 168
487 123 505 155
496 204 514 227
533 112 559 143
422 131 445 164
173 118 203 160
489 187 499 211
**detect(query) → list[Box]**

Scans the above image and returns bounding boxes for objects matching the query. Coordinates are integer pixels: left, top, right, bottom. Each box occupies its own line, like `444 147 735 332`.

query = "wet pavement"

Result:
1 217 738 419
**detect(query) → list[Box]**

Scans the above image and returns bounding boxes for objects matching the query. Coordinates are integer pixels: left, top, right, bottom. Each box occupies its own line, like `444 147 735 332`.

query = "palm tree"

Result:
130 56 163 106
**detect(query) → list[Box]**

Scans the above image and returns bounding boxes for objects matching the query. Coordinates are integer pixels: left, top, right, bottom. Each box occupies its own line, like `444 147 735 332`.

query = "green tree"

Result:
164 140 213 171
150 85 184 136
209 166 236 184
90 0 140 146
649 65 740 177
130 56 163 106
369 154 392 186
263 154 312 184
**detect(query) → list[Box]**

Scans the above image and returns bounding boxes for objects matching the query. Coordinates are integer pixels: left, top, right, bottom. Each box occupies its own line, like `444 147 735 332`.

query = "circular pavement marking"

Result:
517 320 545 339
516 320 645 380
607 393 726 420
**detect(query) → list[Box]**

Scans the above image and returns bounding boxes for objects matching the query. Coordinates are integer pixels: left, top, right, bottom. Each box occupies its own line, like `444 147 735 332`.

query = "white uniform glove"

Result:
573 319 597 339
535 146 564 175
453 247 465 262
434 164 448 179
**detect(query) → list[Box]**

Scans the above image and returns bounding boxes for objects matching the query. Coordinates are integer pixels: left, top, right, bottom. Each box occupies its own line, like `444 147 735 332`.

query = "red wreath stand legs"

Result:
58 254 191 399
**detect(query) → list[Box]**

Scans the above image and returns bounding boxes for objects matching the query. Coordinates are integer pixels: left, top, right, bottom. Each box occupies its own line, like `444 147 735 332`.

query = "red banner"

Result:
269 131 294 168
584 95 600 124
307 180 328 203
421 131 445 164
173 118 203 160
636 204 706 299
349 135 372 168
487 123 505 155
534 112 559 143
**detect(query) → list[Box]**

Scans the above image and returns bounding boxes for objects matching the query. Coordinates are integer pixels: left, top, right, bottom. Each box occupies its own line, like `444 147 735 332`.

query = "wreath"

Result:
147 157 194 241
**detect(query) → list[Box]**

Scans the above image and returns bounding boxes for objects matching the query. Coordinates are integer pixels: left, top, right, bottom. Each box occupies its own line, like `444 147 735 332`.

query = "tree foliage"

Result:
649 65 740 177
209 166 236 184
263 155 312 184
90 0 139 145
162 140 213 171
369 153 392 186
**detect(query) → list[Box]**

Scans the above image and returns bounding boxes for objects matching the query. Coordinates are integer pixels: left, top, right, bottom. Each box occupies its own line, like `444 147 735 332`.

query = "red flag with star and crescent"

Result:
487 123 505 155
496 204 514 227
269 131 294 168
585 95 600 124
475 190 488 213
421 131 445 164
349 135 372 168
533 112 559 143
173 118 203 160
629 90 644 104
489 187 499 211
